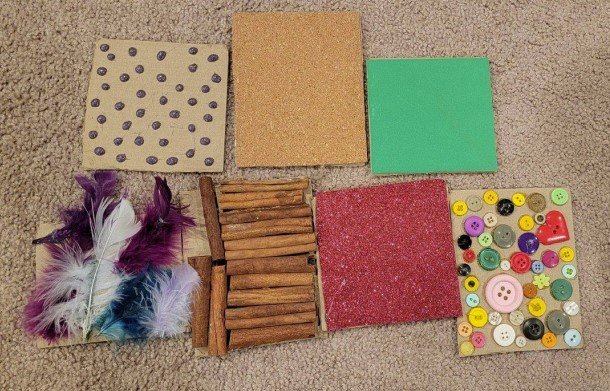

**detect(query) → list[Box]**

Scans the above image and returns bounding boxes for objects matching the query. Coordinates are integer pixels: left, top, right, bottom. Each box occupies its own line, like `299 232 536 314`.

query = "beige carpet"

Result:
2 1 609 389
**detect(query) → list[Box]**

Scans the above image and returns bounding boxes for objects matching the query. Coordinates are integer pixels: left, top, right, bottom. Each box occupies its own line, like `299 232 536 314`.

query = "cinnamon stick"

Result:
227 286 314 307
187 256 212 349
225 311 317 330
208 264 227 355
230 273 313 290
222 217 312 233
225 243 317 260
225 302 316 320
199 176 225 261
218 190 303 203
222 225 313 241
221 179 307 186
219 205 312 225
224 233 316 251
220 179 309 193
218 195 303 211
228 323 316 349
226 256 315 275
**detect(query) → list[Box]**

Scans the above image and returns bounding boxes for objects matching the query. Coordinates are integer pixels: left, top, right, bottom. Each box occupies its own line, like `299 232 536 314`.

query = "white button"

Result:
563 301 580 316
509 310 524 326
500 260 511 271
488 311 502 326
515 336 527 348
493 324 516 347
484 212 498 228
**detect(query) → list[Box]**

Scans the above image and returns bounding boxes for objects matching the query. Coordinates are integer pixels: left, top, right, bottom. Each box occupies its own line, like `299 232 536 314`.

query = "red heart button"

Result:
537 210 570 245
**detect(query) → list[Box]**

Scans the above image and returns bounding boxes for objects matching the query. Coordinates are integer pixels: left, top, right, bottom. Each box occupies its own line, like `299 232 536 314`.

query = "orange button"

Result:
523 283 538 299
458 321 473 337
542 332 557 348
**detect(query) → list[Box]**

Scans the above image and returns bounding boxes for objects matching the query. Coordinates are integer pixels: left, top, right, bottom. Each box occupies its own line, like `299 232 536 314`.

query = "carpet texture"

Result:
1 1 609 390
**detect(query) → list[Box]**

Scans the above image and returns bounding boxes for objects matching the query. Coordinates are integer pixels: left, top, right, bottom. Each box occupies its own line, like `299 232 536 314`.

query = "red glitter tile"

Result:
316 179 462 331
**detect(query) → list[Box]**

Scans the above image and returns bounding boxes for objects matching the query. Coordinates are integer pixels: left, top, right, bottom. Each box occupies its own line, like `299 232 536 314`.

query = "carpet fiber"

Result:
1 1 609 390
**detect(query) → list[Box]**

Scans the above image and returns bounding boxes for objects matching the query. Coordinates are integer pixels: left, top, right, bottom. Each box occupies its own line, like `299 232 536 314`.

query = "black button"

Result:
497 198 515 216
457 234 472 250
522 318 545 340
457 263 471 277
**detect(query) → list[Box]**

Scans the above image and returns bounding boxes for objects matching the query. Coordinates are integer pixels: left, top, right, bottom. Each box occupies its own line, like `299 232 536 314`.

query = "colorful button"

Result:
528 298 547 317
464 216 485 237
500 259 511 271
478 232 493 247
493 224 516 249
457 234 472 250
457 263 471 277
562 264 577 279
518 215 535 231
478 248 501 271
531 260 544 274
458 321 473 337
537 210 570 245
550 279 573 301
483 212 498 228
485 274 524 313
468 307 488 328
471 331 486 348
463 249 476 263
460 340 475 356
465 293 480 308
547 310 570 334
453 201 468 216
466 195 483 212
496 198 515 216
526 193 546 213
488 311 502 326
559 246 575 262
563 301 580 316
510 252 532 274
483 190 499 205
509 310 524 326
534 213 546 225
493 324 516 347
564 329 582 347
464 276 479 292
551 188 569 206
533 273 551 289
512 192 526 207
522 318 545 340
542 250 560 268
541 332 557 348
515 336 527 348
517 232 539 254
523 283 538 299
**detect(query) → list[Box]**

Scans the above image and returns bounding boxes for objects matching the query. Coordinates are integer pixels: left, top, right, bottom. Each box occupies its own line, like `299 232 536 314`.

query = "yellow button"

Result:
542 332 557 348
452 201 468 216
468 307 488 328
512 192 526 207
483 190 499 205
458 321 473 337
560 247 575 262
464 275 480 292
518 215 535 231
460 340 475 356
528 298 547 317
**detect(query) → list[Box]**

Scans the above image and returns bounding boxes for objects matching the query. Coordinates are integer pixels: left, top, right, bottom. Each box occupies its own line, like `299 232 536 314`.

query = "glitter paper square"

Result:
316 179 462 331
82 39 228 172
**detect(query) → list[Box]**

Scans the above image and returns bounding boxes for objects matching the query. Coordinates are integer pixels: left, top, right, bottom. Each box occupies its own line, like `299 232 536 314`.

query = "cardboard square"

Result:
366 58 497 174
82 39 228 172
315 180 462 331
232 12 368 167
450 188 582 356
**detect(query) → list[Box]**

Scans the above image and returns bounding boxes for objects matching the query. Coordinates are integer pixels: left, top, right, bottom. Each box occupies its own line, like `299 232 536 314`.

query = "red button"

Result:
463 249 476 263
510 252 532 273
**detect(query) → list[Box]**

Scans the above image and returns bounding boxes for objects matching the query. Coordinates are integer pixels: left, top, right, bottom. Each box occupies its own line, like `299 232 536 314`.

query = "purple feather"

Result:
116 177 194 275
32 171 119 251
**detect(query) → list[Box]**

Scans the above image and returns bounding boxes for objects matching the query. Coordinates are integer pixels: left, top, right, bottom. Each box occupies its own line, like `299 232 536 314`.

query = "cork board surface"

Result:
82 39 228 172
450 188 582 356
232 11 368 167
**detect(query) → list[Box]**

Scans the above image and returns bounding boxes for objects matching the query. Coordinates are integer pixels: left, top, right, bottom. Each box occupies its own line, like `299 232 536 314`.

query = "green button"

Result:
478 248 501 271
466 195 483 212
562 264 577 279
478 232 493 247
551 188 569 206
550 278 573 301
493 224 516 249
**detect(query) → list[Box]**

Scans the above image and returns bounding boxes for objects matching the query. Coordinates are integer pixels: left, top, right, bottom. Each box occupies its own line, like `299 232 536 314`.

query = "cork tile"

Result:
232 11 368 167
82 39 228 172
450 188 582 356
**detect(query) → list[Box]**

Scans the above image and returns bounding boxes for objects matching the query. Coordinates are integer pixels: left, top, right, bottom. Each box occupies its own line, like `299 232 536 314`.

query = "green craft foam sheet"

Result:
366 58 498 174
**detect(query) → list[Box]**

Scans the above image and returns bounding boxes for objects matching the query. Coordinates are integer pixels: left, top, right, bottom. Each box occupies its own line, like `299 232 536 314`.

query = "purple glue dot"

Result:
200 137 210 145
211 73 221 83
188 124 196 132
159 96 168 105
189 47 198 55
203 114 213 122
136 108 145 118
159 138 169 146
169 110 180 119
120 73 130 82
151 121 161 130
175 84 184 92
208 54 219 62
146 156 158 165
91 98 100 107
201 85 210 93
135 65 144 73
94 146 105 156
134 136 144 145
136 90 146 98
101 83 110 90
100 43 109 52
107 53 115 61
115 102 125 111
166 157 178 165
116 154 126 163
157 73 166 82
209 101 217 109
97 115 106 124
186 149 195 158
188 63 197 72
122 121 132 130
157 51 166 61
128 47 137 56
88 130 98 139
204 157 214 166
97 67 107 76
188 98 197 106
113 137 123 146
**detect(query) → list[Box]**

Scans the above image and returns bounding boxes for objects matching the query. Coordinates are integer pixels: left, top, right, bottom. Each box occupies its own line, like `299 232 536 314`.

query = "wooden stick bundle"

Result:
187 256 212 349
228 323 316 350
226 256 315 275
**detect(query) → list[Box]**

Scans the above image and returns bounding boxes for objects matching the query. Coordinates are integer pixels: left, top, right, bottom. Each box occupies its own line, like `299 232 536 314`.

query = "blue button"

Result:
465 293 480 308
531 260 544 274
564 329 582 347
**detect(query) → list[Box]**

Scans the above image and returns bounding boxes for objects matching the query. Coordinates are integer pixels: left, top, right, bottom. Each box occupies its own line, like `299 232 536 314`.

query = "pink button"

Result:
542 250 559 268
471 331 486 348
485 274 524 313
